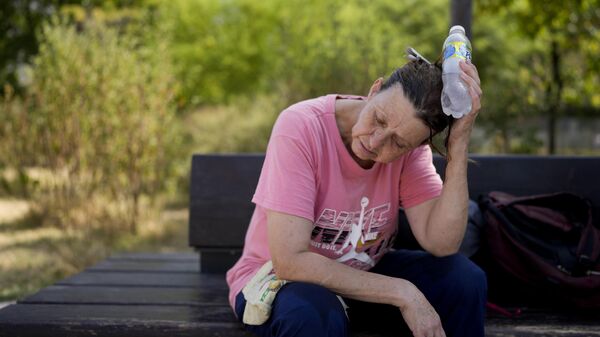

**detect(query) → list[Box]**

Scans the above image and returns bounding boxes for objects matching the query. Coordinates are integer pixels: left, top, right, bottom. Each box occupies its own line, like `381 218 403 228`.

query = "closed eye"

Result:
374 113 386 127
393 135 408 150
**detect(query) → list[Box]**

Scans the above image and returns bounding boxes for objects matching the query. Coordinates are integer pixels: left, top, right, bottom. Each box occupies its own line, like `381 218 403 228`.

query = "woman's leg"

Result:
343 249 487 337
235 282 349 337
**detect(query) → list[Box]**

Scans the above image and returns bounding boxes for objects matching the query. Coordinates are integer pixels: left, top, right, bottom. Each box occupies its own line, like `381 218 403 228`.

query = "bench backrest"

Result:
189 154 600 272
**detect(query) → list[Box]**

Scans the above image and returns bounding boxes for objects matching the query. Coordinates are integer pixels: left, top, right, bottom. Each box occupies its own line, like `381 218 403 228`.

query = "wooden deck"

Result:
0 252 598 337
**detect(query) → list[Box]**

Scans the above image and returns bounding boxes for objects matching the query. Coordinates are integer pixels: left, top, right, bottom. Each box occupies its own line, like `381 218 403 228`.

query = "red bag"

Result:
478 191 600 309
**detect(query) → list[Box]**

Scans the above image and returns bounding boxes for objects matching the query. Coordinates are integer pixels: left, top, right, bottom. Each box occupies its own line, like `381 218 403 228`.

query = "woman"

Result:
226 52 484 337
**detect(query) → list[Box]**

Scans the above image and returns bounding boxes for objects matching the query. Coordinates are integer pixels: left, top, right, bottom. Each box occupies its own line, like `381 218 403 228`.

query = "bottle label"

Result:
443 41 472 61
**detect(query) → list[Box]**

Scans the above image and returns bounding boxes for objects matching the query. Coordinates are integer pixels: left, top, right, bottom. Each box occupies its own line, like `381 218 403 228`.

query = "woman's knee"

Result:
270 282 349 337
442 254 487 300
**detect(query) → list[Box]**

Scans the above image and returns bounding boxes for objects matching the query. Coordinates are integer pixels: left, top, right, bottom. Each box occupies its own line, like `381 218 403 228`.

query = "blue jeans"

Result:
234 249 487 337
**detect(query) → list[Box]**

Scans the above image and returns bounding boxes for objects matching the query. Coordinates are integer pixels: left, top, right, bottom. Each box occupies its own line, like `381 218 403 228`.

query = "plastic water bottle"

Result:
441 25 472 118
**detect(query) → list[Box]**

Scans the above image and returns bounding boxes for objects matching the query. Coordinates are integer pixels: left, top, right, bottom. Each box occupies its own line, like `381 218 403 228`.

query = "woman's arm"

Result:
267 210 446 337
405 60 482 257
267 209 412 306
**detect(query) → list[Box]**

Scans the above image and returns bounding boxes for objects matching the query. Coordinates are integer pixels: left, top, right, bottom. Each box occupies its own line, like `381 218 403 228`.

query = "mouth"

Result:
359 140 376 157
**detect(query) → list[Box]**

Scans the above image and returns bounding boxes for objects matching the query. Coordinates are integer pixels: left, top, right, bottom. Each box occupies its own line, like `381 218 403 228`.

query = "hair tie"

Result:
406 47 432 65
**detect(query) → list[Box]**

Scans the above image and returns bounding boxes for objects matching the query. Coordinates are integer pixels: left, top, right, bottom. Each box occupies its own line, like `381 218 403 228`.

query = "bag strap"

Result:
492 191 586 211
576 213 600 272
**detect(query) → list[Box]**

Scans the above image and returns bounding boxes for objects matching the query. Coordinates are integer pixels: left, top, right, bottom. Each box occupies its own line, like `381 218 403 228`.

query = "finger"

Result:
466 58 479 76
427 325 440 337
460 60 480 85
431 324 446 337
433 321 445 337
460 62 481 87
469 85 482 111
465 58 479 76
460 72 482 97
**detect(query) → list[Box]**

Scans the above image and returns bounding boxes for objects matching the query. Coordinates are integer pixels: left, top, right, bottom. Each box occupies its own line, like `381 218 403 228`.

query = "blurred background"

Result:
0 0 598 304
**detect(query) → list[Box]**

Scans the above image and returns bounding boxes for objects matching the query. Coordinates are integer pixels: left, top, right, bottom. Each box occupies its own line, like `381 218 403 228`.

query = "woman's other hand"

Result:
398 284 446 337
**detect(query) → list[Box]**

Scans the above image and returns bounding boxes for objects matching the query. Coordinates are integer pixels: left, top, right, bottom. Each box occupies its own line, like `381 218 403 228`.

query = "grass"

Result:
0 197 192 302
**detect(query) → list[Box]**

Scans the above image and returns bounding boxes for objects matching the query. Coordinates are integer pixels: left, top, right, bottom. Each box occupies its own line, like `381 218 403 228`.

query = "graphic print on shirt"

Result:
310 197 396 269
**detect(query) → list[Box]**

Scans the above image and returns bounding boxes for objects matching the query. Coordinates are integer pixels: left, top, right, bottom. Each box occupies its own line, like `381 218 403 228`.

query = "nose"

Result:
369 129 386 150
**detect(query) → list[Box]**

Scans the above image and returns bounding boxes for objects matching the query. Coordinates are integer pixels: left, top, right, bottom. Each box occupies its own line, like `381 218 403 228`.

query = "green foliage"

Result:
160 0 280 106
160 0 449 108
0 1 56 89
265 0 448 104
477 0 600 153
0 16 183 232
0 1 98 91
470 3 538 152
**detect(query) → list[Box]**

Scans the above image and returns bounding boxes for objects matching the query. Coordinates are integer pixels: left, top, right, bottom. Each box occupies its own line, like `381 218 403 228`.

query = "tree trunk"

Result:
130 192 139 235
501 126 510 153
547 38 563 155
451 0 473 40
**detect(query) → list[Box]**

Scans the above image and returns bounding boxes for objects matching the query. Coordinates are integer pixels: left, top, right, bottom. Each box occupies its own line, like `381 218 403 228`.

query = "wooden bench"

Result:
1 154 599 336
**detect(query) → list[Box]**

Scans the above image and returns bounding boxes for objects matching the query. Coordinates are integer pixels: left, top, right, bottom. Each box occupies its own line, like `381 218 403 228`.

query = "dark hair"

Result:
380 58 454 156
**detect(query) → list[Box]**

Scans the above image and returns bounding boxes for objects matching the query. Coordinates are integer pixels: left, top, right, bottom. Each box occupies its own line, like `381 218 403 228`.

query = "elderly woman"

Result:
226 50 485 337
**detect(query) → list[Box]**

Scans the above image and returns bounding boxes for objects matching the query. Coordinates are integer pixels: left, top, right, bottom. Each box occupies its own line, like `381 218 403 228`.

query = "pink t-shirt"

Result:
225 94 443 311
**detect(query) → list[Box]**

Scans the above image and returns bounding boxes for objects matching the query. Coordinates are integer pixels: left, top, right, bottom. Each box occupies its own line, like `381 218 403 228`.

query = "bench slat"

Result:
19 285 227 306
107 252 198 262
88 260 199 273
0 304 236 321
57 271 226 288
0 303 251 337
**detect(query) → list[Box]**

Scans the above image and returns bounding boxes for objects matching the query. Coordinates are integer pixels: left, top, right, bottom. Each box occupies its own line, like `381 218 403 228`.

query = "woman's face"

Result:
351 84 431 164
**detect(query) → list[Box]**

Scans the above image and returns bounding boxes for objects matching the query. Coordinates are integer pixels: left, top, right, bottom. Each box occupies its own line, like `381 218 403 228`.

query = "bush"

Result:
185 93 286 154
0 17 183 233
